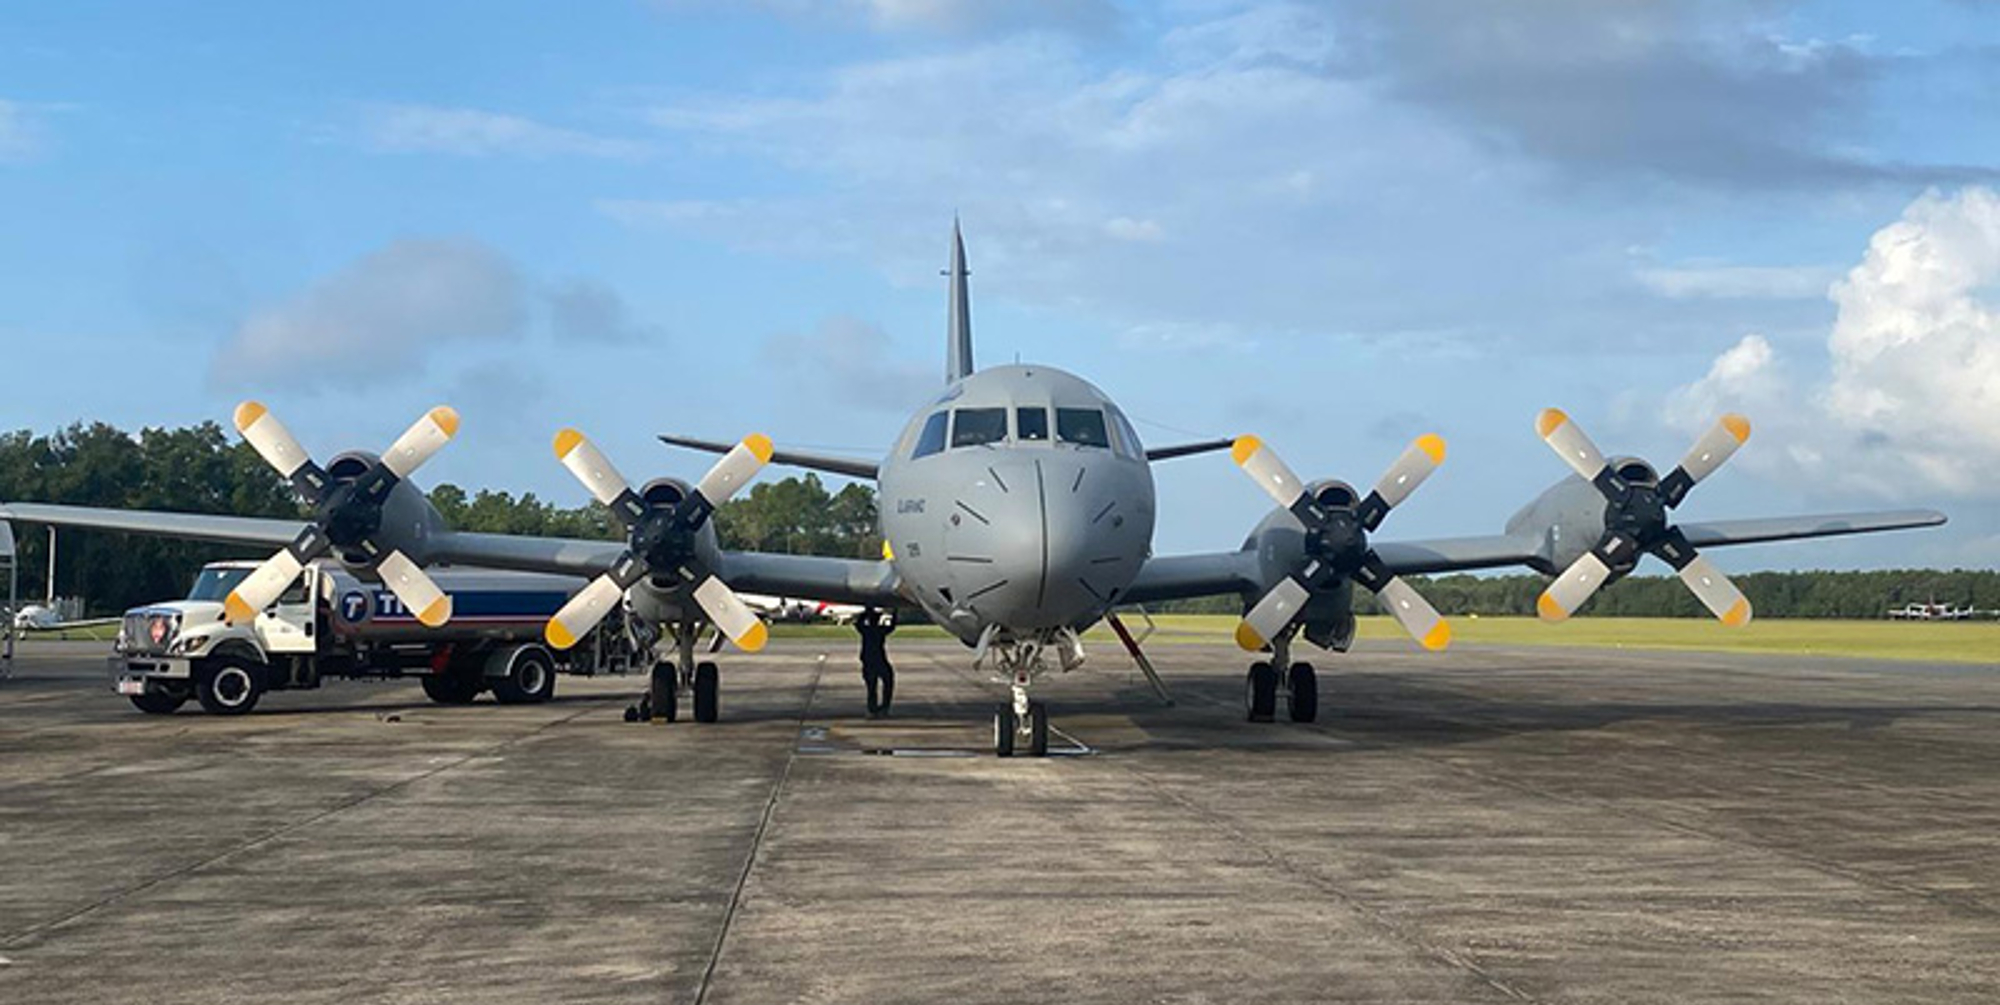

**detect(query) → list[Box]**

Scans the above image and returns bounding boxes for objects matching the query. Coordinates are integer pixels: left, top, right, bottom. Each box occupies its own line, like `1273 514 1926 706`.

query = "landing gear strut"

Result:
628 619 714 724
981 628 1079 757
1246 629 1318 724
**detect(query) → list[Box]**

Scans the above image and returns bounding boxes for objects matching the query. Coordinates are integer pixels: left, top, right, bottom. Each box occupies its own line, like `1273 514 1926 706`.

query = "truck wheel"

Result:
492 647 557 705
421 672 481 705
197 658 266 715
129 688 188 714
693 661 719 723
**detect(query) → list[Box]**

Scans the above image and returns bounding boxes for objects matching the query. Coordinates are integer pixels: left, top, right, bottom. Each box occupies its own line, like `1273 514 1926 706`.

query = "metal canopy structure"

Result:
2 520 16 668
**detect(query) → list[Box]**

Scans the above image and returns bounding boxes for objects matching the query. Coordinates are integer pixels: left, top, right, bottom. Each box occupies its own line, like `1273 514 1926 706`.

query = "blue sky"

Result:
3 0 1998 570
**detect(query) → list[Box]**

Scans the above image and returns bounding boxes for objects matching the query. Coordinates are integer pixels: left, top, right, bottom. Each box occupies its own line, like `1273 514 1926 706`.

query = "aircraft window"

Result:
1056 408 1110 448
1016 407 1049 442
952 408 1008 448
912 411 949 458
1111 411 1143 461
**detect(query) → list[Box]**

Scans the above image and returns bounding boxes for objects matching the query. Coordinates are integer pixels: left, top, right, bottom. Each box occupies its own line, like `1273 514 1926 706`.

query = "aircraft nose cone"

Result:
943 455 1148 631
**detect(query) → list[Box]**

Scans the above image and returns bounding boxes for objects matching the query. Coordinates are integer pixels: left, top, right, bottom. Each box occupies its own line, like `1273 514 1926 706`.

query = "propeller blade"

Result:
224 550 307 625
1536 408 1609 482
692 575 769 652
553 428 634 507
1675 553 1753 627
1660 414 1751 507
234 401 313 479
379 406 460 480
1361 433 1447 528
1374 575 1452 651
1236 576 1310 652
1231 435 1307 511
693 434 775 508
545 573 626 650
375 549 452 628
1538 550 1614 623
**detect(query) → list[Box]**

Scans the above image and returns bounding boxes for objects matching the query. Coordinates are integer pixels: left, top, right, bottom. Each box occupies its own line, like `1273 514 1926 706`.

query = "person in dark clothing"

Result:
857 607 896 716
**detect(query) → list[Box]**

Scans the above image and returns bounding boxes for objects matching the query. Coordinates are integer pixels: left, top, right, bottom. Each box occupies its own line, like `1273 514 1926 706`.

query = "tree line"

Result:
1 420 1990 618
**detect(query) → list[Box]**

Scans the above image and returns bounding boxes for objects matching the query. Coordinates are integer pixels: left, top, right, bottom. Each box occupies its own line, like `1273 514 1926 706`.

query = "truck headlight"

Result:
167 634 203 655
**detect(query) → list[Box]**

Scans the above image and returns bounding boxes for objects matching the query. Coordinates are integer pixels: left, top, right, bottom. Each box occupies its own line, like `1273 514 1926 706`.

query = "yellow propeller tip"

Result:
1230 435 1263 465
738 621 770 653
233 401 268 433
1536 592 1570 623
428 406 460 438
545 621 578 650
743 433 775 464
1722 414 1752 444
1722 598 1753 627
552 428 584 460
1421 621 1452 651
1535 408 1568 439
223 593 257 625
416 597 452 628
1233 621 1266 652
1415 433 1447 465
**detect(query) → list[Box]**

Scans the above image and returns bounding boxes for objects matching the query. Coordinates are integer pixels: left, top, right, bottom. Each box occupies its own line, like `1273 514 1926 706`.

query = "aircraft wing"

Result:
1123 551 1264 604
659 434 879 480
0 502 307 548
1679 509 1947 549
433 533 905 607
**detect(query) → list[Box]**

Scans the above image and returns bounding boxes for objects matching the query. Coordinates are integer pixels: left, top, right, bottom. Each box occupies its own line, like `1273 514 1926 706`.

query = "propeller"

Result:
226 402 457 627
1533 409 1753 626
1231 434 1452 653
544 429 773 653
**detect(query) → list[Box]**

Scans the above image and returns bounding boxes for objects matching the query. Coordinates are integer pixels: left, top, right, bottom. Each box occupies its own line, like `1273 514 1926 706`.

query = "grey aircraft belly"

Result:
0 222 1948 756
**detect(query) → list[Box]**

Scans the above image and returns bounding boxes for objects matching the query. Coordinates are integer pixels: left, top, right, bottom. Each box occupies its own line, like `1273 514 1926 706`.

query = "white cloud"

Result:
1635 263 1841 300
1669 187 2000 498
212 239 530 388
0 99 45 162
661 0 1118 35
547 279 663 345
762 316 935 414
362 104 644 159
1103 216 1164 242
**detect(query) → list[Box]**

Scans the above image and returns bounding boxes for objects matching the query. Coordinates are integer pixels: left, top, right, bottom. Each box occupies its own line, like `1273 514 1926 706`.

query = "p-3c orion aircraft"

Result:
0 224 1947 755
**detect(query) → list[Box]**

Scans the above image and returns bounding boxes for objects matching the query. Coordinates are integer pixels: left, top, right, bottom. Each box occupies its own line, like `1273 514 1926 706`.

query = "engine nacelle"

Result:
640 477 692 508
1302 479 1358 511
323 450 448 569
1504 455 1657 579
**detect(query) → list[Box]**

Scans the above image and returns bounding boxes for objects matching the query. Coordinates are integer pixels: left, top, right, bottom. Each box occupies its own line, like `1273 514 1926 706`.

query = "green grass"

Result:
14 622 122 642
1084 613 2000 664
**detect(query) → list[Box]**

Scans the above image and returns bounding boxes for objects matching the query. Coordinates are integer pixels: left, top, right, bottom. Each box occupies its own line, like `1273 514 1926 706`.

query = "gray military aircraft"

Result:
0 223 1948 755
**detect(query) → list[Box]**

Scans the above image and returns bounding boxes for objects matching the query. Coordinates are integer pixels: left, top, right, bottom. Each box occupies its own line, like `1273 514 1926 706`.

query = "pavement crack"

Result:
692 655 826 1005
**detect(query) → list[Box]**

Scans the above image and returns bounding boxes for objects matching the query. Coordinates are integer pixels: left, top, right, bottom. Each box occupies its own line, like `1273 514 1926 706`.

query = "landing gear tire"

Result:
693 661 719 723
197 658 265 716
994 706 1018 757
1286 662 1318 723
1245 661 1278 723
421 671 481 705
1027 701 1049 757
491 648 557 705
129 688 188 714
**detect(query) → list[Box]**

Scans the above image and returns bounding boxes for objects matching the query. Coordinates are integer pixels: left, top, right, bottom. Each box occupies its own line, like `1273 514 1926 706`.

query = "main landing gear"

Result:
626 620 722 725
1245 630 1318 724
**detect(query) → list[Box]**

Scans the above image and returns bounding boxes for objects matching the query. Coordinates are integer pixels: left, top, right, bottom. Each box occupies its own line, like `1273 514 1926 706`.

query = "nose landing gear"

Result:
980 628 1079 757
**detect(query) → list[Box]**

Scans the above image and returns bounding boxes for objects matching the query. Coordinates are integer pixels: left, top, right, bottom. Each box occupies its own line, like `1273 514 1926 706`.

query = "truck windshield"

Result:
187 567 253 602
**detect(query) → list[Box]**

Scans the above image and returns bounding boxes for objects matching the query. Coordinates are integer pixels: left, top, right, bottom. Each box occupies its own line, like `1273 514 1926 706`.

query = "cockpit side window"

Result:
912 411 949 458
951 408 1008 448
1109 410 1143 461
1016 406 1049 442
1056 408 1110 449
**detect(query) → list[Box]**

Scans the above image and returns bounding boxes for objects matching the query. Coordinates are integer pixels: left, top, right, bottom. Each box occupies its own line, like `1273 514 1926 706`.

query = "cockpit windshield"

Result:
1056 408 1110 448
951 408 1008 448
187 567 252 602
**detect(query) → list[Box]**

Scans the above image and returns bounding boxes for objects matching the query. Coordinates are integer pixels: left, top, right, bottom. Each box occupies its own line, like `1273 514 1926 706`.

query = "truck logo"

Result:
340 590 371 623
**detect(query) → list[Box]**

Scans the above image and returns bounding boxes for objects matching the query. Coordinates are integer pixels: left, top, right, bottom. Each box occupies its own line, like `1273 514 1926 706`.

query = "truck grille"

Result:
121 612 178 655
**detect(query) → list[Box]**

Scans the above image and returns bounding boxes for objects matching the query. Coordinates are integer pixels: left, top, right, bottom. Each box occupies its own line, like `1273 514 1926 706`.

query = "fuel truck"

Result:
113 560 642 714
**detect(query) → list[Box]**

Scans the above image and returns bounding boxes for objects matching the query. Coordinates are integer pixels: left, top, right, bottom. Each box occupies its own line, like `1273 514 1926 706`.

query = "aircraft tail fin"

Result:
946 218 974 384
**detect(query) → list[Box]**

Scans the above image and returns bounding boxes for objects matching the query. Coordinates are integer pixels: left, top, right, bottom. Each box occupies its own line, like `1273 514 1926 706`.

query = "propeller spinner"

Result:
1534 409 1753 626
1232 434 1453 653
544 429 774 653
226 402 457 627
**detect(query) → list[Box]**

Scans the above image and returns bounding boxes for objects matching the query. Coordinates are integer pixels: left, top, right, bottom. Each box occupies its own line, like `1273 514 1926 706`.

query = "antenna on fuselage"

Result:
945 217 974 384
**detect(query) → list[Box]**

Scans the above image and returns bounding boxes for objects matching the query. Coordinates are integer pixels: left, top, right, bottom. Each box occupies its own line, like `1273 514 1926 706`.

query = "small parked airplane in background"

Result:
0 224 1947 754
